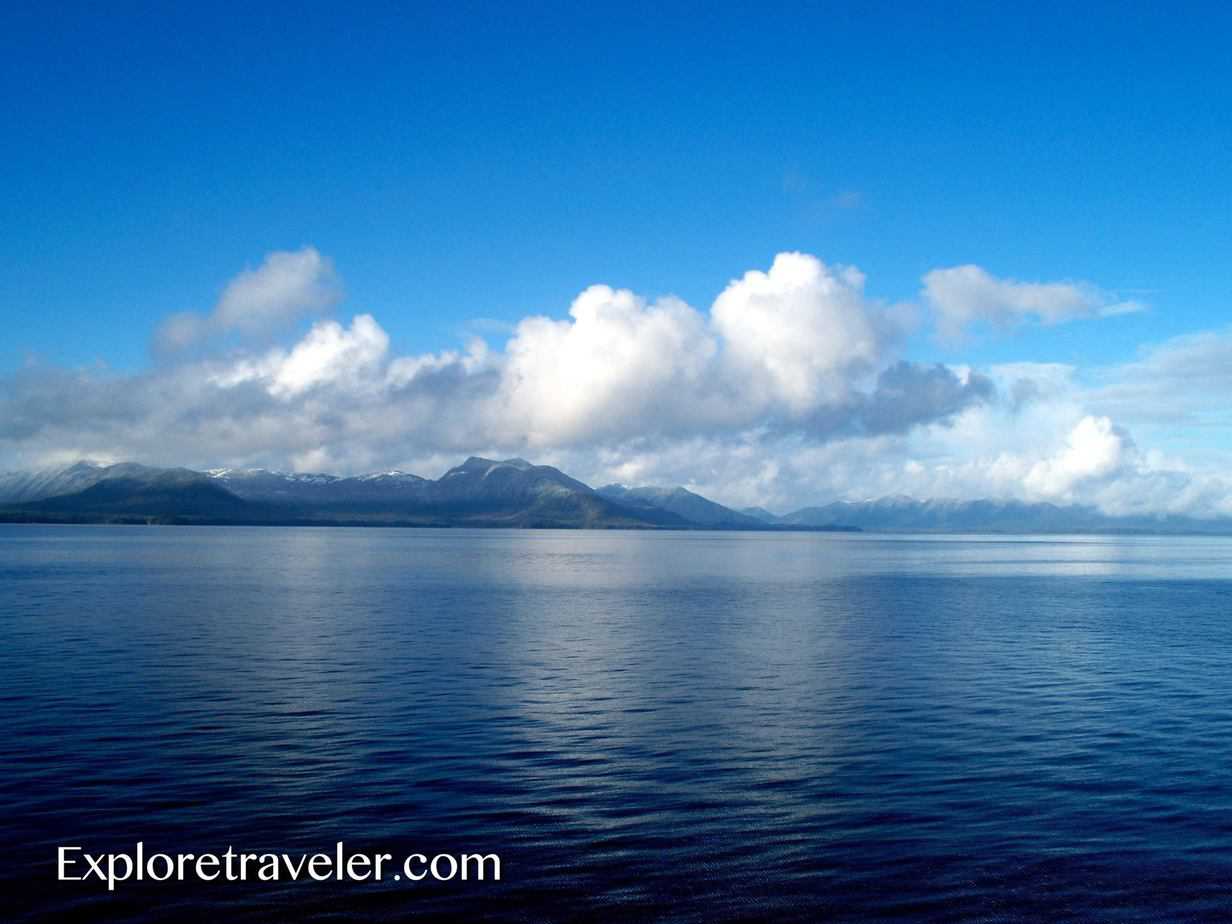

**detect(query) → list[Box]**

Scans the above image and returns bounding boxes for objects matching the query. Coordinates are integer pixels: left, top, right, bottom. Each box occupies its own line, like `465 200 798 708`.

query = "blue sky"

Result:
6 2 1229 368
2 2 1231 511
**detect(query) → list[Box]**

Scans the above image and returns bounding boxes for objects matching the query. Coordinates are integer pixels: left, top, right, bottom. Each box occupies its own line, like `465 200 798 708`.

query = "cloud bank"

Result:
4 248 1219 516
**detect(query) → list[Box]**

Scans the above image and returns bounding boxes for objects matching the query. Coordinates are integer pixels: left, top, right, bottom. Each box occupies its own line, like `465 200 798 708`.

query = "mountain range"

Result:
0 458 846 530
0 458 1228 533
737 495 1232 534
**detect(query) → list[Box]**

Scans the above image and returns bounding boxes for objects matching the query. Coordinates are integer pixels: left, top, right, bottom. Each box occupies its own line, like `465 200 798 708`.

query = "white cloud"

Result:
1023 416 1128 499
483 253 930 448
923 264 1144 341
1089 327 1232 427
155 247 342 351
497 285 716 445
271 314 388 398
711 252 884 412
215 248 341 331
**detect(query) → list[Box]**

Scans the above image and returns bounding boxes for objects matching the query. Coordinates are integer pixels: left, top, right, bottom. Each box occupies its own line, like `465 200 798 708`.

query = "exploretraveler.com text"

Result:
57 842 501 891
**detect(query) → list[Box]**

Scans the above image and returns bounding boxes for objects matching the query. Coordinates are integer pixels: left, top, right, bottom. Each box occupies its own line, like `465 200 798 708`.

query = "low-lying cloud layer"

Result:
5 247 1223 516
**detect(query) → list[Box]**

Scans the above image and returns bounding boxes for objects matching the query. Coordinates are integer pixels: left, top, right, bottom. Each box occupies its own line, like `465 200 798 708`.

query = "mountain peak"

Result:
451 457 536 477
355 470 423 482
596 482 766 528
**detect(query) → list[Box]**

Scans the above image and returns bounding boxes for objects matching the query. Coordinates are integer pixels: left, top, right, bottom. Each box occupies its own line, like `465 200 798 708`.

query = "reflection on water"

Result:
3 526 1232 922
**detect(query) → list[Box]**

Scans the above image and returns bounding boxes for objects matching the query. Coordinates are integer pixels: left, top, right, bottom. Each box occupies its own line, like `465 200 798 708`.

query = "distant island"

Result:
0 457 1228 534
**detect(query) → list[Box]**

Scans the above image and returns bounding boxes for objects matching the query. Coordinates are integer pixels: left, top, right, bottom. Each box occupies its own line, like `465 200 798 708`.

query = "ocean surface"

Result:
4 525 1232 922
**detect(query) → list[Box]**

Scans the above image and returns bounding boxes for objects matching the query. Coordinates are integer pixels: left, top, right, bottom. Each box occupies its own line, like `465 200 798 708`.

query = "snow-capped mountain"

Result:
206 467 429 505
0 460 112 504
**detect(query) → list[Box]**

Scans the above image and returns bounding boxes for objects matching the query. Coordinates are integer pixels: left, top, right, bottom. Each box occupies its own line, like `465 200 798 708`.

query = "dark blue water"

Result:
4 526 1232 922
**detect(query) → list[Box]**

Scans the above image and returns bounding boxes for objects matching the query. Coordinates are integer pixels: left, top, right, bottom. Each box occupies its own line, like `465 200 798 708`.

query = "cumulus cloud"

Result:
270 314 389 398
923 265 1144 341
485 253 955 448
498 285 716 445
2 251 993 480
712 253 883 411
155 247 342 351
1023 416 1130 498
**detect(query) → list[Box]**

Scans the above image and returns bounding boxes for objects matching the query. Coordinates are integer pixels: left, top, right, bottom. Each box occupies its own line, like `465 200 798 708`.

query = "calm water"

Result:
4 526 1232 922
